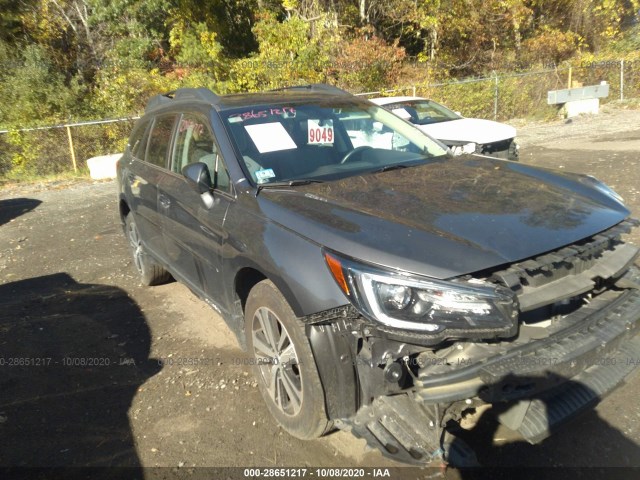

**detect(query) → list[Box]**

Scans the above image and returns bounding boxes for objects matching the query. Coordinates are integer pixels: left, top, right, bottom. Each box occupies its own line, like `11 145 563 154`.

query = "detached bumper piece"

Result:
515 333 640 444
347 394 480 466
348 395 441 465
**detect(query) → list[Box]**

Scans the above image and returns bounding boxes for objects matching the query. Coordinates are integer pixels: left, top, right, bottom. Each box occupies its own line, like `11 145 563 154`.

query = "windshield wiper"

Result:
373 164 409 174
255 179 324 196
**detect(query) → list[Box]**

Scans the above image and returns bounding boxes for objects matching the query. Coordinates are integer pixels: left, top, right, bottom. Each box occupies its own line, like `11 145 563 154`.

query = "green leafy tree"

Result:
169 0 258 58
229 11 340 91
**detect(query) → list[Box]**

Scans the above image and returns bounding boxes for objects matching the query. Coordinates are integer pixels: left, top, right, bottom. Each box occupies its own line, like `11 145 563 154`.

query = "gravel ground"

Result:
1 105 640 478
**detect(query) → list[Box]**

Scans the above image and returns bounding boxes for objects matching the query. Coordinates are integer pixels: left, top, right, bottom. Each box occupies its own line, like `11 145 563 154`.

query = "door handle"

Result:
159 194 171 208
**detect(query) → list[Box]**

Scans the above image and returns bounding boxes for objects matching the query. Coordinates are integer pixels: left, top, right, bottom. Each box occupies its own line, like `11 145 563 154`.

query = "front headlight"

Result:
324 251 518 337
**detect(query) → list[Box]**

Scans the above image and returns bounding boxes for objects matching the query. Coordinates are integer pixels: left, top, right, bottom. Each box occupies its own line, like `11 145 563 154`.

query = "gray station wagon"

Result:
117 84 640 466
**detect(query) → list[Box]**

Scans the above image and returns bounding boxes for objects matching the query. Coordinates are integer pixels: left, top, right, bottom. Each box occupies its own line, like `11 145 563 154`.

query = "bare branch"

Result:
49 0 78 34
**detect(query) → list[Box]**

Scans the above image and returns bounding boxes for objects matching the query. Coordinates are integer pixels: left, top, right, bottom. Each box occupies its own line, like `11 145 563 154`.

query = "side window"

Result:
145 114 178 168
172 113 231 194
172 114 216 174
129 118 151 159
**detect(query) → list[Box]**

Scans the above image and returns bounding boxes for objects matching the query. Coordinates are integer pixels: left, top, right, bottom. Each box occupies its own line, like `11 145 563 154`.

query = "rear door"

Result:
125 113 178 262
158 112 234 308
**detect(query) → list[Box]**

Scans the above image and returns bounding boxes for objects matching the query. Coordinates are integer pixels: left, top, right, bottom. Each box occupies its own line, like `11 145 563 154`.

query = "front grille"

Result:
485 219 640 312
478 139 512 156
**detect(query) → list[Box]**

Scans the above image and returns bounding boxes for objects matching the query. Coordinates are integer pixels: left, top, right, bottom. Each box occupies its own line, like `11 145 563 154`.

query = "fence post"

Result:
620 59 624 101
493 72 499 120
66 125 78 173
412 85 416 97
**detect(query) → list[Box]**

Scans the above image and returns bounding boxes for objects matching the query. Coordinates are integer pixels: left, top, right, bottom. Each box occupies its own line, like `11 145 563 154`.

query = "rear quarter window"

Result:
128 119 152 159
145 114 178 168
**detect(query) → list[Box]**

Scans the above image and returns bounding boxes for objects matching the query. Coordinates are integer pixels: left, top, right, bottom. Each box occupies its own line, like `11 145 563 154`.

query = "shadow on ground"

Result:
0 273 160 474
0 198 42 226
448 372 640 479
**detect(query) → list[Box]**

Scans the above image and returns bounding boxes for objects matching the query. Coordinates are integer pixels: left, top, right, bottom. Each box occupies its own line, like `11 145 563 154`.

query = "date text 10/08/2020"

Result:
243 468 392 477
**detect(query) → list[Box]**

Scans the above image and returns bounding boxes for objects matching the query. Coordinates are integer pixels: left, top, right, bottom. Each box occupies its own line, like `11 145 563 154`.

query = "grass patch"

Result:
0 168 92 191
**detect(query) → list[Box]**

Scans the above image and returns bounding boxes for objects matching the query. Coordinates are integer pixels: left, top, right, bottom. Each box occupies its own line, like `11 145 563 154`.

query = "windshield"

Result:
384 99 461 126
220 100 448 185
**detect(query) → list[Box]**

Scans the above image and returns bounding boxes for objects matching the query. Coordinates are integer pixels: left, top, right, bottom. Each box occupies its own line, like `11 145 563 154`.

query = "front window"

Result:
384 100 461 126
220 101 448 185
171 114 231 193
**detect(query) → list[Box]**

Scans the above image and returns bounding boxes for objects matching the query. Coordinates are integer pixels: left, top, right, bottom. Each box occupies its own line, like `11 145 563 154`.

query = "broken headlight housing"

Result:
447 141 477 156
324 251 518 337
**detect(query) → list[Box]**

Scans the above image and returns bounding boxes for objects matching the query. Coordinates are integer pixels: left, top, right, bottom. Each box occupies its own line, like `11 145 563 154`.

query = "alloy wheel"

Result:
252 306 303 416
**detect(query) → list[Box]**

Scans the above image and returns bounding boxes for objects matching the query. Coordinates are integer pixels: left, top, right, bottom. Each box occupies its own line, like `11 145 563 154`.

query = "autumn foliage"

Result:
1 0 639 178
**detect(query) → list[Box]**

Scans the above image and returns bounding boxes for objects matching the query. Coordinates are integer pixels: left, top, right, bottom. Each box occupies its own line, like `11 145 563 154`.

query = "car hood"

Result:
257 156 630 279
419 118 517 145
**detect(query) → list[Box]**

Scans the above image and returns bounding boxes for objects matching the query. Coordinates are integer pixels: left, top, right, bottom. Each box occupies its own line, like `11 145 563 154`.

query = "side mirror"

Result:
182 162 212 194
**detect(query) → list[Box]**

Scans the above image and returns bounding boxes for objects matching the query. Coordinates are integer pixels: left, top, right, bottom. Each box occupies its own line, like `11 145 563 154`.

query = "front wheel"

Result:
245 280 331 439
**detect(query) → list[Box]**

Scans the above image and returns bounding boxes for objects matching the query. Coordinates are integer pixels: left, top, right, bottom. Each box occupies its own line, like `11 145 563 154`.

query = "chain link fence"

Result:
0 118 136 178
0 60 636 179
358 59 639 121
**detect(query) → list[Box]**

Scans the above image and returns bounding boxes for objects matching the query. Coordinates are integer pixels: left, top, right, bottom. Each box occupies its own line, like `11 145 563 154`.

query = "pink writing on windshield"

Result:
230 107 296 121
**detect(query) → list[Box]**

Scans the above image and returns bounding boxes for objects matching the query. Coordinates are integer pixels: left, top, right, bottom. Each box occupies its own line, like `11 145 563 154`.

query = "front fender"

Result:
225 210 348 318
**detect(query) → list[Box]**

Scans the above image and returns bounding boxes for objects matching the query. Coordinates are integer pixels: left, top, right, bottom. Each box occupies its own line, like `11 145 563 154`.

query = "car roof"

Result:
370 96 426 105
214 91 364 111
144 84 368 114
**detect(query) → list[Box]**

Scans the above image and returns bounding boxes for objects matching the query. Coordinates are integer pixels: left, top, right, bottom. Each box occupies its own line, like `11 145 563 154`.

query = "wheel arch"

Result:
232 263 304 318
231 262 359 421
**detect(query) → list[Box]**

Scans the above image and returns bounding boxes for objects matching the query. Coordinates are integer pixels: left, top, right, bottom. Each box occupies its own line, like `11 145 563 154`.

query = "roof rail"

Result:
270 84 352 96
144 88 220 112
145 92 173 112
173 88 219 103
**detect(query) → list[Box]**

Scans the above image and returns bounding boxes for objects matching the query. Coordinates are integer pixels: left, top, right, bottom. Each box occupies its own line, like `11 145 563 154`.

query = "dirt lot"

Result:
1 105 640 477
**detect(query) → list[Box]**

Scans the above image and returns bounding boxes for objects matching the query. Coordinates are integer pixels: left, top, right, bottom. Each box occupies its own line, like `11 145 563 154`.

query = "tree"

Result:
332 27 406 91
229 11 340 91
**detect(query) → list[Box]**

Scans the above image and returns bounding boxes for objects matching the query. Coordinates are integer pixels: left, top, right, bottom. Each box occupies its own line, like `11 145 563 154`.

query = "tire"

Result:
508 139 519 161
245 280 331 439
124 213 171 286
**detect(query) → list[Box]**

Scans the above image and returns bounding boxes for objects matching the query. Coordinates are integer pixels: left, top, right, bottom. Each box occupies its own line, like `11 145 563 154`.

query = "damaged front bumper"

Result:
344 277 640 465
305 220 640 466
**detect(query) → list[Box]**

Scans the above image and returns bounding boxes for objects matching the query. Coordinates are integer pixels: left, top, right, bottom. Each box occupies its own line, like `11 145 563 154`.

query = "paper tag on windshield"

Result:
307 119 334 145
255 168 276 183
244 122 297 153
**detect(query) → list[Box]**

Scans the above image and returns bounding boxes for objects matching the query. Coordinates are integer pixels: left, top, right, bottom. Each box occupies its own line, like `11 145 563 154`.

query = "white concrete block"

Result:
86 153 122 179
563 98 600 118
